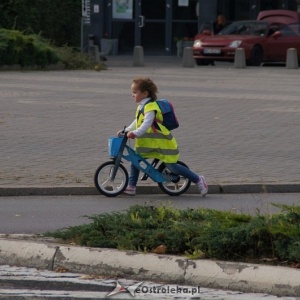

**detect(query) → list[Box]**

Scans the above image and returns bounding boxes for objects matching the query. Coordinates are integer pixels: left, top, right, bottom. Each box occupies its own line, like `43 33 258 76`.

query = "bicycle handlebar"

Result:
117 126 128 138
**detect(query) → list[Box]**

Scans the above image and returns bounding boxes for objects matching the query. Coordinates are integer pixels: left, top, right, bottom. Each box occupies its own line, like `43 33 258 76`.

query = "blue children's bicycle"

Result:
94 131 191 197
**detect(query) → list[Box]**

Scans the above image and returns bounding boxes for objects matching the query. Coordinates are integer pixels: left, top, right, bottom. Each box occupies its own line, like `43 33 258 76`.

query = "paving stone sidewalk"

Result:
0 57 299 189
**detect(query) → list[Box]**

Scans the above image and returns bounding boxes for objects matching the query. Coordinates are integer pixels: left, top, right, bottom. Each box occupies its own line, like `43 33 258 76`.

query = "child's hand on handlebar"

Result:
127 131 136 139
117 130 124 137
117 127 135 139
117 126 128 137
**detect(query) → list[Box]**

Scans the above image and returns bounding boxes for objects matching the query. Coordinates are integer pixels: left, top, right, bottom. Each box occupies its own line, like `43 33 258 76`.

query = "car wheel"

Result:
195 59 210 66
247 45 263 66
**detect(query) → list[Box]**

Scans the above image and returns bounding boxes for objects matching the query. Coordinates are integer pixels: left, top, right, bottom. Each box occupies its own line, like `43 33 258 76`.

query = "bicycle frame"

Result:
94 134 192 197
110 135 168 183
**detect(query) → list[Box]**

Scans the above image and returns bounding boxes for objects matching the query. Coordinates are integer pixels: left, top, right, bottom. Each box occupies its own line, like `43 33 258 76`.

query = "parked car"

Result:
193 10 300 66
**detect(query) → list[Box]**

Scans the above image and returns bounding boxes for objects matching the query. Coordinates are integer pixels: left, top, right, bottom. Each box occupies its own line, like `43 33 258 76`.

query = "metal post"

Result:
81 17 83 52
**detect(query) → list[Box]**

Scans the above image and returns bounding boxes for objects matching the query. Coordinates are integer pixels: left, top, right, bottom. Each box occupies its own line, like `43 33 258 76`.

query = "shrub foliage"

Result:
0 0 81 47
0 29 106 70
0 28 59 67
46 204 300 264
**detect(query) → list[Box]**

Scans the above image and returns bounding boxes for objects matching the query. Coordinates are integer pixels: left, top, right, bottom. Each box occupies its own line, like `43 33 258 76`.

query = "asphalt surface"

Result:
1 193 300 234
0 56 300 194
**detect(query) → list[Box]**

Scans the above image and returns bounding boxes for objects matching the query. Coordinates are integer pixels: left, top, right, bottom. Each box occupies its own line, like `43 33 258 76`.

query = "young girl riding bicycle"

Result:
118 77 208 196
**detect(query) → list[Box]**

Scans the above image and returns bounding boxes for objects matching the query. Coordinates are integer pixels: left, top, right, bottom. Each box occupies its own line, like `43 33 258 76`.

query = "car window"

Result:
253 23 268 36
199 21 213 33
218 22 245 35
237 24 252 35
281 23 300 36
268 24 281 36
218 21 268 36
217 22 236 34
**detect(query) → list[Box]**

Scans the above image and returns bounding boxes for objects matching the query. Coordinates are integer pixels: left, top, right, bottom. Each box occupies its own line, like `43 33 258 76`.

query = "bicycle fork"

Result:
110 136 128 181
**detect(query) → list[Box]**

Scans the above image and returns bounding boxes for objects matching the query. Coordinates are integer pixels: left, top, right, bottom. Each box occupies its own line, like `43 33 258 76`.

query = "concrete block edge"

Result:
0 184 300 196
0 237 299 297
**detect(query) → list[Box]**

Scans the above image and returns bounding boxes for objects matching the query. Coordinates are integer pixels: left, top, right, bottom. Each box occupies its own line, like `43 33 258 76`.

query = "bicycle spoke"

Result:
94 161 128 197
100 178 110 188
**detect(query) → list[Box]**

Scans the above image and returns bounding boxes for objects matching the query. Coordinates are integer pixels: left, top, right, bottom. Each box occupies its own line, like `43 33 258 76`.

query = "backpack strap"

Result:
137 99 153 120
137 99 160 133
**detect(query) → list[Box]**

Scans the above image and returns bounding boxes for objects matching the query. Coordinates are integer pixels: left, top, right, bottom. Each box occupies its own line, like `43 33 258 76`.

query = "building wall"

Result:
85 0 300 55
199 0 218 23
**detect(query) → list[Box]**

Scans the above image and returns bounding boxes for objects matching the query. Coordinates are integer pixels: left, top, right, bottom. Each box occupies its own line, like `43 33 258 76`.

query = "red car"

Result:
193 10 300 66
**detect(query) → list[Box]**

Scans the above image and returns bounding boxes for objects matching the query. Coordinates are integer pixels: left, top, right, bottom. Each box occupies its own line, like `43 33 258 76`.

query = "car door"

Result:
281 23 300 60
266 24 300 62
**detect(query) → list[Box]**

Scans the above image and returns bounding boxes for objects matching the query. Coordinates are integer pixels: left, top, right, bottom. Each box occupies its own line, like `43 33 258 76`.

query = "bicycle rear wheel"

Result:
158 161 191 196
94 161 128 197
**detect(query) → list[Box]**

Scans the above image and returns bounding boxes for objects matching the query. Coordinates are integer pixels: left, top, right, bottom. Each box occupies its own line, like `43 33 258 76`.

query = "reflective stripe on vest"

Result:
135 101 179 163
141 132 174 140
136 147 179 156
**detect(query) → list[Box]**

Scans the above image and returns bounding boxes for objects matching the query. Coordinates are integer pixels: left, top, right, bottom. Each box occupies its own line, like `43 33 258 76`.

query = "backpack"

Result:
138 99 179 131
155 99 179 130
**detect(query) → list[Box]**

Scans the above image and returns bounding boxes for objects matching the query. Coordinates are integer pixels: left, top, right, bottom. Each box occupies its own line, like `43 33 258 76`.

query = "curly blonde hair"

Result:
132 77 158 100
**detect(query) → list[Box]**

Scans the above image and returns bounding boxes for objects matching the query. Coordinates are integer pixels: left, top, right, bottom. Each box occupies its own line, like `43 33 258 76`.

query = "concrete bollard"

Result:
286 48 298 69
133 46 145 67
88 45 100 63
182 47 195 68
234 48 246 68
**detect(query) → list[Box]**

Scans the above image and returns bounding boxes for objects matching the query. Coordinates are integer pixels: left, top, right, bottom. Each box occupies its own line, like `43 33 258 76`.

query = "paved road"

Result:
0 57 299 189
0 193 300 234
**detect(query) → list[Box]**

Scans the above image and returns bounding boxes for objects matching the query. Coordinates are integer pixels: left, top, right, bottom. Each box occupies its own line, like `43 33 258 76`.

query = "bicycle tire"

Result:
94 161 128 197
158 161 191 196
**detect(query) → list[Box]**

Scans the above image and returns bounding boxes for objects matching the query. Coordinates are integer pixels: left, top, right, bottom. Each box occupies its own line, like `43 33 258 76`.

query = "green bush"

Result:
0 29 105 70
46 204 300 265
53 45 105 70
0 0 81 47
0 29 59 67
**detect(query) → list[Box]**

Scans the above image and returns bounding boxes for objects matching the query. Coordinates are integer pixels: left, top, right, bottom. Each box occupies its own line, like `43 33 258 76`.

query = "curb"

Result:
0 64 66 71
1 184 300 196
0 235 299 297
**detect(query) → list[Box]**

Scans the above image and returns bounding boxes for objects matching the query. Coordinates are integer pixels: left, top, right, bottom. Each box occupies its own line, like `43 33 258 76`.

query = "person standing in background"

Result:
213 14 226 34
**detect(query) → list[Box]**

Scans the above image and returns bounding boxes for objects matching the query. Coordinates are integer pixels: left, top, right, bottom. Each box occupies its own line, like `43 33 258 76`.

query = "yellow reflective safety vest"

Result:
135 101 180 163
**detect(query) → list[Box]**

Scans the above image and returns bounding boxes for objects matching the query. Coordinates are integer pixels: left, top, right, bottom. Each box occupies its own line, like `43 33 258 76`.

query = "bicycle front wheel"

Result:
158 161 191 196
94 161 128 197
